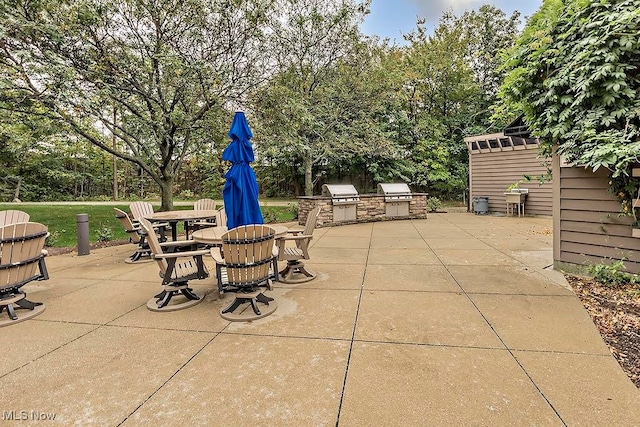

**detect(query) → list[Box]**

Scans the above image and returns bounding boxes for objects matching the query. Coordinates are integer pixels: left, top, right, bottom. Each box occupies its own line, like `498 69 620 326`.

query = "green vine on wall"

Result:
497 0 640 221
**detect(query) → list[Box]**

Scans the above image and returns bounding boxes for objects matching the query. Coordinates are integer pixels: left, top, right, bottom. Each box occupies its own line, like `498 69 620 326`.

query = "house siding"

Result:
554 163 640 274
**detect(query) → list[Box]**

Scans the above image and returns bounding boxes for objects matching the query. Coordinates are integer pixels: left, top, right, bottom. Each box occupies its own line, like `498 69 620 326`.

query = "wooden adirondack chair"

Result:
0 222 49 326
194 198 216 211
216 207 227 228
129 201 156 224
114 208 153 263
188 198 218 233
125 203 167 240
0 210 30 226
0 211 49 282
276 206 320 283
139 218 210 311
211 225 278 321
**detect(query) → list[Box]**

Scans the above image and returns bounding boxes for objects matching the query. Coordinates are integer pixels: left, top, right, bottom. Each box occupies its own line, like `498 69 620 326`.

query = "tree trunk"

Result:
304 152 313 196
159 176 174 211
112 107 118 201
13 177 21 202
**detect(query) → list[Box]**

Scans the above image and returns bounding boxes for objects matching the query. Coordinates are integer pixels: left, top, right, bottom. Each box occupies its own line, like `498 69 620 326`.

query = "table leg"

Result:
170 222 178 241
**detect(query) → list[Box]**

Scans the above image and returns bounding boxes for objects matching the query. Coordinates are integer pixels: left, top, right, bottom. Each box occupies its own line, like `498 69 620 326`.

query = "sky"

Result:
362 0 543 44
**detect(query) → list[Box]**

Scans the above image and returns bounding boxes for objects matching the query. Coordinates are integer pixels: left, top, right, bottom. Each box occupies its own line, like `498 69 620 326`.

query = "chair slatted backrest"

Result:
0 210 30 226
217 207 227 228
0 222 48 290
129 202 155 222
114 208 141 244
138 218 167 274
303 206 321 236
221 225 275 287
194 198 216 211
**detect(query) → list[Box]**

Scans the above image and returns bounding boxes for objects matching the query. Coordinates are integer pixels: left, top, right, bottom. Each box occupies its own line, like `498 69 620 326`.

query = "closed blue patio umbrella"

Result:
222 111 264 229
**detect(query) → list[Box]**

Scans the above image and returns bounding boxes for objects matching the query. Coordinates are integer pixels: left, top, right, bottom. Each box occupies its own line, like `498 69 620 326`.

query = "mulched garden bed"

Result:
565 274 640 388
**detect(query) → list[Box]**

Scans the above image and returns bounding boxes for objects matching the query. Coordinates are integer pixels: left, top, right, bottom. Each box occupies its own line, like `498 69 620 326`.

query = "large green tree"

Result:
0 0 270 209
398 13 483 197
252 0 380 196
498 0 640 212
459 6 521 103
252 38 398 196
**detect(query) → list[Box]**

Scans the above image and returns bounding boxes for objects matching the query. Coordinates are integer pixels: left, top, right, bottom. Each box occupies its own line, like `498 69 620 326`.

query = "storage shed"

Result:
465 118 553 216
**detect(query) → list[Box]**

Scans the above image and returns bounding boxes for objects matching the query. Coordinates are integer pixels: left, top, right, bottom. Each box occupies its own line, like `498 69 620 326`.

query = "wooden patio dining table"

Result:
144 210 218 241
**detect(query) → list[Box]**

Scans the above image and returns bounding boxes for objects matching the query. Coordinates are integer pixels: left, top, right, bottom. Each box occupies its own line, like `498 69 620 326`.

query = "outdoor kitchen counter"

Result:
297 192 428 226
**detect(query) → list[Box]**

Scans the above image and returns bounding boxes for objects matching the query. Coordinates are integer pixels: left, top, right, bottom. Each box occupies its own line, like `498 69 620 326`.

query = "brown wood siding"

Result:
469 148 553 216
556 164 640 273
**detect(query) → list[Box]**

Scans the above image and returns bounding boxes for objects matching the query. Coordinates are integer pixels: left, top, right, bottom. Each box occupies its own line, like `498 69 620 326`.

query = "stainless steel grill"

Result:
377 183 413 202
322 184 360 205
322 184 360 221
377 183 412 217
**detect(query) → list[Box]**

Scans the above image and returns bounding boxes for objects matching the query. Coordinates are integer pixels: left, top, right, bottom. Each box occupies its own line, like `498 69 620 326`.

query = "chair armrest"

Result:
210 247 223 263
281 234 312 241
137 220 168 228
153 248 210 259
159 240 197 249
138 224 167 235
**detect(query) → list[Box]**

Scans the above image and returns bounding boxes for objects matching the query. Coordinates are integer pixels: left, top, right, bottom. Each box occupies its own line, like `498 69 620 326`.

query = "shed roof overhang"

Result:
464 133 540 153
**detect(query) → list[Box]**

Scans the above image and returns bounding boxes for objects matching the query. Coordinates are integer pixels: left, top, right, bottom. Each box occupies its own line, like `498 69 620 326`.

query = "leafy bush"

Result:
45 230 63 247
96 225 113 242
179 189 195 200
589 259 640 287
261 209 279 224
288 202 299 219
427 197 442 212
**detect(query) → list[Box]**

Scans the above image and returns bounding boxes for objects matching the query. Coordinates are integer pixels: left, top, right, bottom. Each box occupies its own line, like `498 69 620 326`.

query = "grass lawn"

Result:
0 203 297 248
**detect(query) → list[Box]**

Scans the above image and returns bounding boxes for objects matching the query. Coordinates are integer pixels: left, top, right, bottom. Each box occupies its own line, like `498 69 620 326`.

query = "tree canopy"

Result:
251 0 381 196
0 0 270 209
498 0 640 216
0 0 526 203
499 0 640 170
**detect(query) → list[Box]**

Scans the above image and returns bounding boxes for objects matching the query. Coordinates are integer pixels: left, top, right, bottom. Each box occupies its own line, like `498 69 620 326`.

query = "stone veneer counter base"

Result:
297 193 428 227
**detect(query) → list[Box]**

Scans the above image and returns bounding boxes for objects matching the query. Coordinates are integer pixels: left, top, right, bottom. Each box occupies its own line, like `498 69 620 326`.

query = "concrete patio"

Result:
1 213 639 425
